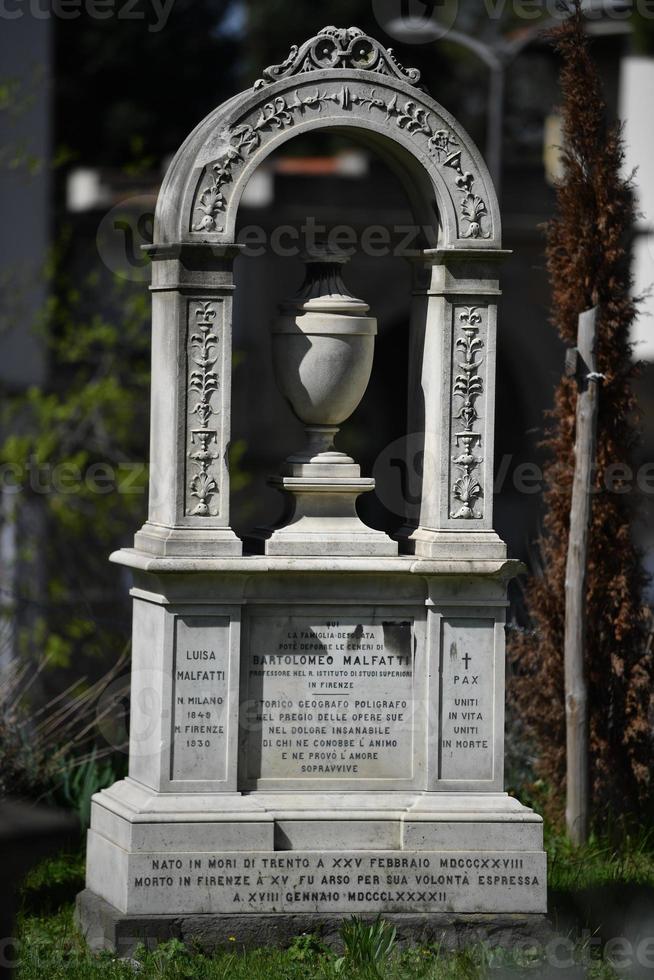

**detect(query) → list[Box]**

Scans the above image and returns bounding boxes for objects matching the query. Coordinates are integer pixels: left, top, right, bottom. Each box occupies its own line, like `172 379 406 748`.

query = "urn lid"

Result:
278 245 372 319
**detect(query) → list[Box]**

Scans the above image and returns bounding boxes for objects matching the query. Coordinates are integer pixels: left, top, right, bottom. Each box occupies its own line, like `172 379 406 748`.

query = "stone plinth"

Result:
81 554 546 941
77 890 552 958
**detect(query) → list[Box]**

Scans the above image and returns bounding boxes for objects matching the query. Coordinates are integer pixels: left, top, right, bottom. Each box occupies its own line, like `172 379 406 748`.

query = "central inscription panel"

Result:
243 612 415 785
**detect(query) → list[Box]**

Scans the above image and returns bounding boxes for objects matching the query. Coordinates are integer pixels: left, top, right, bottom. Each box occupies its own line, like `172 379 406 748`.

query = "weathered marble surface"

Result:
85 558 542 928
171 615 230 782
87 832 546 916
118 566 511 795
87 779 546 916
439 617 495 781
127 23 507 560
243 613 419 786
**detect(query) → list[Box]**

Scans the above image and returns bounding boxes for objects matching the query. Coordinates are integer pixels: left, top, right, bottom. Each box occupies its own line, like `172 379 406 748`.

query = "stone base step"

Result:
76 888 553 958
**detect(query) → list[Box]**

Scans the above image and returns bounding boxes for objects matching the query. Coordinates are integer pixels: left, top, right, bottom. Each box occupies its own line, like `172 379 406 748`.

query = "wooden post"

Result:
564 306 600 845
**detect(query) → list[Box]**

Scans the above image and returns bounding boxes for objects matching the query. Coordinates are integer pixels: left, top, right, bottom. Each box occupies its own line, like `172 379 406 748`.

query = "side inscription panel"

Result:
439 617 494 780
171 615 230 781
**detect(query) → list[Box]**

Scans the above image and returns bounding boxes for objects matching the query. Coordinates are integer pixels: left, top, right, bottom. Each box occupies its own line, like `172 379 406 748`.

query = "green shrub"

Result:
20 851 85 916
335 916 396 977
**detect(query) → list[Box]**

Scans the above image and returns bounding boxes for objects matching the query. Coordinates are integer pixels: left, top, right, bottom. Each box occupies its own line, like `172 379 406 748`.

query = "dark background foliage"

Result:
510 2 654 826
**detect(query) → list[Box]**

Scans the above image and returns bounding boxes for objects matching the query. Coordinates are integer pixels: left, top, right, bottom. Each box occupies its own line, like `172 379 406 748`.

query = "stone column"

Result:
403 248 510 560
134 243 242 557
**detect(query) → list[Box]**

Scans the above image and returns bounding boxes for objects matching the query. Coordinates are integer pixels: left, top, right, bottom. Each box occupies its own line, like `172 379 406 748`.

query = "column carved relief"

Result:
186 300 222 517
450 306 485 520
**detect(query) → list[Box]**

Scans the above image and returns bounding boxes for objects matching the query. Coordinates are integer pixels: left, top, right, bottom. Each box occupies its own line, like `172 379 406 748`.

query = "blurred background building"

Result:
0 0 653 678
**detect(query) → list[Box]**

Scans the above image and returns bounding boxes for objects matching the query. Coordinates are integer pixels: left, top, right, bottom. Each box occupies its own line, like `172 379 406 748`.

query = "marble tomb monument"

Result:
77 25 547 952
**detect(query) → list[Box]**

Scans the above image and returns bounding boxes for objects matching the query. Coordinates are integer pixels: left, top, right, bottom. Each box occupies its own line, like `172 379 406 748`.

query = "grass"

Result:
15 905 619 980
545 825 654 892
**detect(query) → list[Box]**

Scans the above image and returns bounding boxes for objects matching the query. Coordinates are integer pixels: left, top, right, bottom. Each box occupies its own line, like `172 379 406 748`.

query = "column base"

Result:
133 522 243 557
402 527 508 561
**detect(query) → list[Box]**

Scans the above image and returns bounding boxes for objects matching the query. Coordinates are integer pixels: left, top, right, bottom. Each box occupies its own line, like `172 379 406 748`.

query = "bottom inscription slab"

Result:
121 849 546 915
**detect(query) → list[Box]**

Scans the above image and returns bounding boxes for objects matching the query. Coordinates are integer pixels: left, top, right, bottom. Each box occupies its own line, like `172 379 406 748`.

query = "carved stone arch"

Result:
137 26 509 560
193 109 450 249
156 69 501 249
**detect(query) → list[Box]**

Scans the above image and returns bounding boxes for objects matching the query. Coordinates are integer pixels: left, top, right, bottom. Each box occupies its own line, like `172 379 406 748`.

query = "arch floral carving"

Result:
188 79 494 244
154 27 501 250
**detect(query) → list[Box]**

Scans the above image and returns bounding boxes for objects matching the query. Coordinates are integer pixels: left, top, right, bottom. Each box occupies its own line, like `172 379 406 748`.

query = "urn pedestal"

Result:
258 250 397 557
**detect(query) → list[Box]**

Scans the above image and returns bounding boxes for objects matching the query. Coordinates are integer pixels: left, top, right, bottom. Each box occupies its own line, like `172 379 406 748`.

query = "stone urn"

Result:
261 248 397 557
271 249 377 466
